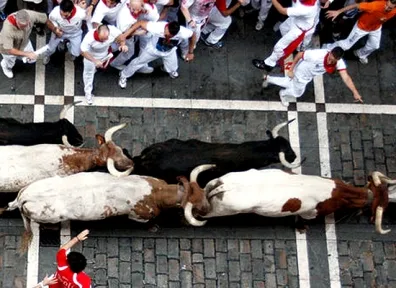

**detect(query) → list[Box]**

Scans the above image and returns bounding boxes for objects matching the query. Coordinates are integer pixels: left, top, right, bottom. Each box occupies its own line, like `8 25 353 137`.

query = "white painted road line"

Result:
26 221 40 288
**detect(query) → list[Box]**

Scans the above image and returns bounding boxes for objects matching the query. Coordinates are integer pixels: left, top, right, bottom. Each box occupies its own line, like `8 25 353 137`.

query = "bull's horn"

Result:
190 164 216 183
59 101 82 119
375 206 391 234
372 171 396 186
271 118 296 138
104 123 127 143
107 158 133 177
184 202 207 226
279 152 302 169
61 135 84 148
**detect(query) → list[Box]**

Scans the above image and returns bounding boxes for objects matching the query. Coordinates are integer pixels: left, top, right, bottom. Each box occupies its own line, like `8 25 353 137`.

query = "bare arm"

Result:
116 20 148 43
60 229 89 251
272 0 288 16
180 5 195 27
32 275 58 288
287 51 304 78
326 3 359 21
339 69 363 103
218 0 242 17
185 32 197 61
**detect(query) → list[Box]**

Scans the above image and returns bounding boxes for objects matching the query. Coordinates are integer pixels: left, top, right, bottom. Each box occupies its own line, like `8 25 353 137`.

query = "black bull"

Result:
131 120 302 187
0 102 83 146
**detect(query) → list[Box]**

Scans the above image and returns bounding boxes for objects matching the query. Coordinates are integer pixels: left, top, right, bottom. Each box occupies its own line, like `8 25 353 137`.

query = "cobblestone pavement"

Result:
1 8 396 288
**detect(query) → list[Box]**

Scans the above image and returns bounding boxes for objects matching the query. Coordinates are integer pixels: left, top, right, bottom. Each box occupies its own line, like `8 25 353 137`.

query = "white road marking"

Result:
26 221 40 288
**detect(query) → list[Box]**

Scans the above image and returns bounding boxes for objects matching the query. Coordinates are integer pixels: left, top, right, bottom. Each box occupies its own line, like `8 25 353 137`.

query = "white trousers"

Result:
121 45 178 79
267 75 310 98
41 32 82 57
202 7 232 44
328 22 381 59
83 58 97 96
0 0 7 11
265 18 315 67
1 41 35 69
111 37 136 67
251 0 272 22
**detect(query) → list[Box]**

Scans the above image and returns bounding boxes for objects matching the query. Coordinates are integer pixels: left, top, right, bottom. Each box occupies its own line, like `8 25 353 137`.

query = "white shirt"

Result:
49 5 86 36
116 1 138 32
182 0 217 22
146 21 193 51
91 0 128 25
80 25 122 59
295 49 347 81
155 0 172 14
286 0 319 31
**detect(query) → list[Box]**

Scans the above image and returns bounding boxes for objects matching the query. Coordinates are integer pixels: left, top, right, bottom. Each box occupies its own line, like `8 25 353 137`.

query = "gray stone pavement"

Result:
1 8 396 288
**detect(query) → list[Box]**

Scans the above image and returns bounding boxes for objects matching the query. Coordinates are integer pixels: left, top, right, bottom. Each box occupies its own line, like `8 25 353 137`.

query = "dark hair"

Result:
168 21 180 36
60 0 74 13
331 46 344 60
98 24 110 34
67 252 87 273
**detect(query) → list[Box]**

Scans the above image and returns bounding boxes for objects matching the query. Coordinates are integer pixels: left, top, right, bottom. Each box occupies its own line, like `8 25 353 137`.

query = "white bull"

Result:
1 172 195 251
0 123 134 192
183 165 396 234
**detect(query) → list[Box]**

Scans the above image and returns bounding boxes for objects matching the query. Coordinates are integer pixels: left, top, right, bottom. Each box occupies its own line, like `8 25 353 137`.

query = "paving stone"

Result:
253 281 265 288
230 283 241 288
169 259 180 281
96 237 107 254
216 239 227 252
228 239 239 260
119 245 131 262
108 278 119 288
82 247 95 262
4 236 16 249
373 130 384 148
275 249 287 269
180 239 191 250
385 260 396 280
132 238 143 251
180 271 193 288
350 131 362 151
4 249 15 267
204 258 216 279
287 256 298 276
342 161 353 178
373 242 385 264
341 144 352 161
274 240 285 249
361 252 374 272
192 239 203 253
240 254 252 272
94 268 107 285
107 258 118 278
180 250 192 271
192 253 203 263
251 240 263 259
156 255 168 274
204 239 215 257
94 253 106 269
131 272 144 288
144 263 156 285
241 272 253 288
156 238 168 255
240 239 251 254
107 238 118 257
119 262 131 283
217 272 229 288
132 252 143 273
264 240 274 255
168 239 179 259
205 279 217 288
363 141 374 159
252 259 264 280
157 274 168 288
169 281 181 288
285 241 297 255
193 263 205 284
144 248 155 263
265 273 277 287
275 269 288 286
264 255 275 273
384 243 396 259
144 238 155 249
229 261 241 282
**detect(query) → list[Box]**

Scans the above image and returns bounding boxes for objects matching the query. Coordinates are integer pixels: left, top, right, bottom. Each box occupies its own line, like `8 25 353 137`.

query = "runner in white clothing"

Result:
262 47 363 106
116 20 196 88
80 24 128 104
38 0 86 64
91 0 127 27
252 0 324 73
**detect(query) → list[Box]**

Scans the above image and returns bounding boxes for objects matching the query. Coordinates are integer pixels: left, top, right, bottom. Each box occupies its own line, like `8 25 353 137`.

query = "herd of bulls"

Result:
1 102 396 250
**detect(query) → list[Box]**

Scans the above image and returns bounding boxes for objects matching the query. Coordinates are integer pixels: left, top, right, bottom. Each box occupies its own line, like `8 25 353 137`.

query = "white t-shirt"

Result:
146 21 193 51
80 25 122 58
116 1 138 32
91 0 128 25
182 0 217 22
295 49 347 81
286 0 319 31
155 0 172 14
49 5 86 36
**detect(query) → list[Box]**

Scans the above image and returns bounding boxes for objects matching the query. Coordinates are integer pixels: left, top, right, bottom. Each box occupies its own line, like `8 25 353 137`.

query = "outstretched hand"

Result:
326 10 340 21
76 229 89 241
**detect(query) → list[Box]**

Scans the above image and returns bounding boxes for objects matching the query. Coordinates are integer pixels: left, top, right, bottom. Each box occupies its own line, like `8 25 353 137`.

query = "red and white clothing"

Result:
80 25 122 96
136 2 160 49
201 0 232 44
267 49 346 98
182 0 227 45
40 5 86 57
264 0 319 68
91 0 128 26
121 21 193 79
49 249 91 288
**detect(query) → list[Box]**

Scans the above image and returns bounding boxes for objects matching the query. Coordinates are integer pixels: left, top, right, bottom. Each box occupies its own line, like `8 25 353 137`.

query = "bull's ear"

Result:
266 130 273 139
96 134 105 145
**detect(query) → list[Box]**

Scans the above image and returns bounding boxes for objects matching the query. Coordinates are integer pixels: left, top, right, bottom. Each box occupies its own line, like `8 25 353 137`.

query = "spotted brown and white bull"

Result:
0 171 193 250
183 165 396 234
0 123 134 192
0 102 83 147
132 119 302 186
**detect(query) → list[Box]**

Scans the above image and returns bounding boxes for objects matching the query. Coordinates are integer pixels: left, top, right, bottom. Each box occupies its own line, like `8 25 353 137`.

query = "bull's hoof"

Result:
148 224 159 233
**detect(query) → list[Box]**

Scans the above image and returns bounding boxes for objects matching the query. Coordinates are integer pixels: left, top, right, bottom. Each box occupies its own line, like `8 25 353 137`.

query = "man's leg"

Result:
67 33 83 58
256 0 272 31
111 37 136 69
162 50 179 79
1 54 16 78
325 22 368 51
354 27 381 64
83 58 97 104
202 8 232 48
278 77 307 107
39 33 62 64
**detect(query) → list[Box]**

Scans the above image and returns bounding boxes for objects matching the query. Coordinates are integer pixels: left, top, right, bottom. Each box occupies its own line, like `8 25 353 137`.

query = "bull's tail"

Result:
18 214 33 255
0 198 19 215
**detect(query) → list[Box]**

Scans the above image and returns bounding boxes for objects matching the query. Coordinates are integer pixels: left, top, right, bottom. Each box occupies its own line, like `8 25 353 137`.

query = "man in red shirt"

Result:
49 229 91 288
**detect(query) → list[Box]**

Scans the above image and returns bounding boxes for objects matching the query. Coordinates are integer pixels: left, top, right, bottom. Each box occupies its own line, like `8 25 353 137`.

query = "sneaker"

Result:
255 20 264 31
353 50 368 64
1 59 13 78
118 74 127 89
262 74 268 89
252 59 273 72
279 94 290 107
43 55 50 65
273 21 281 32
111 63 126 70
85 94 94 105
137 66 154 74
169 71 179 79
0 11 7 21
201 36 224 49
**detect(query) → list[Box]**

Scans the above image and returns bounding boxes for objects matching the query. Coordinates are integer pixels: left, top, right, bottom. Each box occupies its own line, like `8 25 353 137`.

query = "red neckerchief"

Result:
143 0 154 9
93 29 104 42
7 14 18 27
293 0 316 5
65 6 77 22
324 53 336 74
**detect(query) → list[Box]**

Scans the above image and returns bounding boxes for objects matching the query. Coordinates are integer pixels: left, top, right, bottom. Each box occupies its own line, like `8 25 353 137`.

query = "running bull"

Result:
0 102 83 146
0 123 134 192
182 165 396 234
0 171 199 251
132 119 302 186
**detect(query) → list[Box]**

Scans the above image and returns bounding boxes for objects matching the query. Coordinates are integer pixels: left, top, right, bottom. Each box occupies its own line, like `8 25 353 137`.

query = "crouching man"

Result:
116 20 196 89
80 24 128 105
262 47 363 107
0 9 47 79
